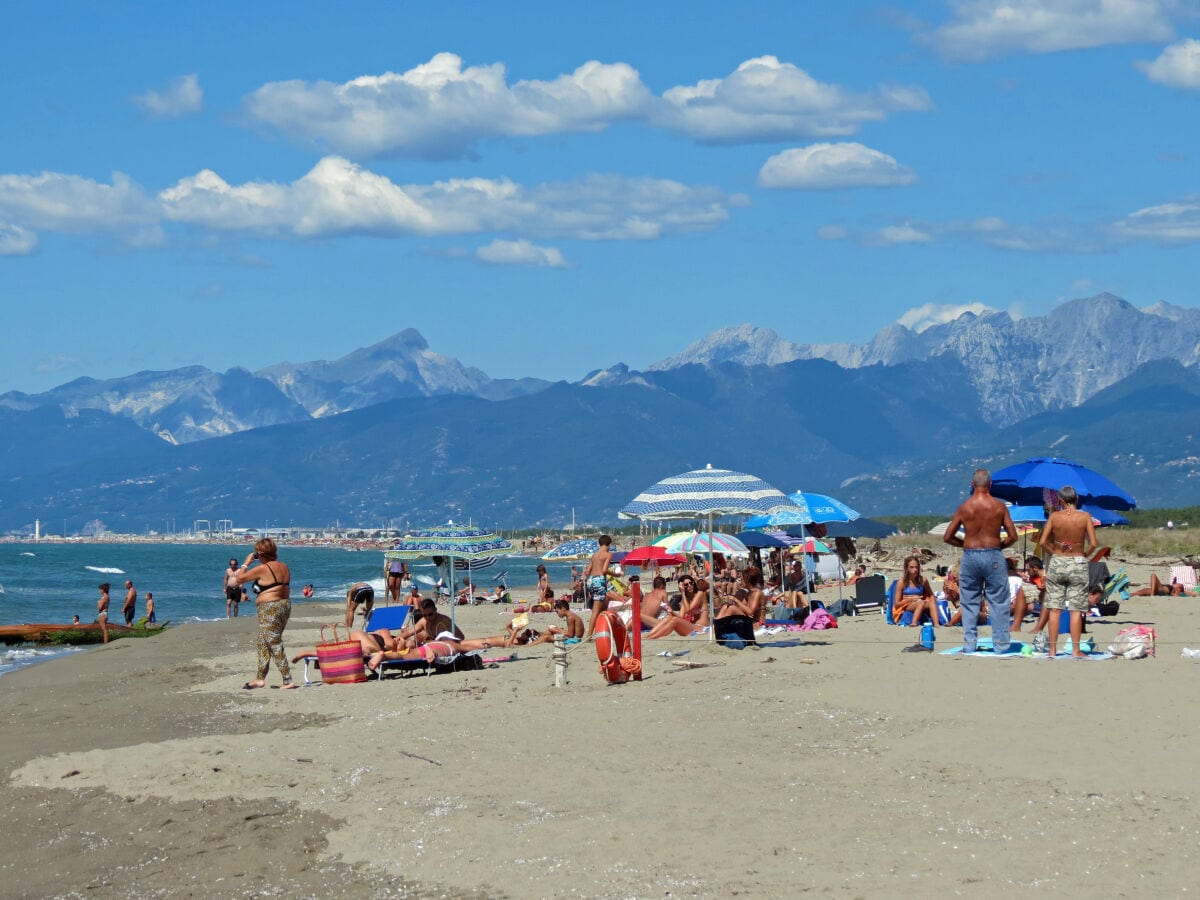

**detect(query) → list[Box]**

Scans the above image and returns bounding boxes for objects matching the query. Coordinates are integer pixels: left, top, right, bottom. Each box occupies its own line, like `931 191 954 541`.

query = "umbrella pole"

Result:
449 553 457 633
708 512 716 643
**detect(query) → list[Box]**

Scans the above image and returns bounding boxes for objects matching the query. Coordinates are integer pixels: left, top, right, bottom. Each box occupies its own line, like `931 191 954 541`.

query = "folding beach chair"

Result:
1170 565 1198 592
852 574 886 615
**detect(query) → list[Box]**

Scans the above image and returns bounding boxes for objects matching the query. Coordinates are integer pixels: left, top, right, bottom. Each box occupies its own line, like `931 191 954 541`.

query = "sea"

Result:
0 543 560 677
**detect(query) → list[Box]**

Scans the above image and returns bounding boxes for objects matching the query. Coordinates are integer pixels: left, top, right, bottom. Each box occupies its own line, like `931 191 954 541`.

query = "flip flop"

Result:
242 681 265 689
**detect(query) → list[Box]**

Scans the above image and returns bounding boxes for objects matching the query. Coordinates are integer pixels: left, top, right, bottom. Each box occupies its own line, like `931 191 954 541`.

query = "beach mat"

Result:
940 639 1114 660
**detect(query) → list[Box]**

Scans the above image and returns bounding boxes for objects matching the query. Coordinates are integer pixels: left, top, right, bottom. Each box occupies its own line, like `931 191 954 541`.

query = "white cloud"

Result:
476 238 568 268
133 73 204 119
33 353 82 374
0 223 37 255
925 0 1178 61
877 223 932 244
758 142 916 189
898 301 996 332
1111 198 1200 242
0 170 161 245
159 156 734 241
1137 38 1200 87
656 55 931 142
245 53 650 160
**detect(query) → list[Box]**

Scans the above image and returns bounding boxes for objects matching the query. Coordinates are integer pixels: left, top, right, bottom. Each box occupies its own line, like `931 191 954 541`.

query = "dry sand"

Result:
2 553 1200 898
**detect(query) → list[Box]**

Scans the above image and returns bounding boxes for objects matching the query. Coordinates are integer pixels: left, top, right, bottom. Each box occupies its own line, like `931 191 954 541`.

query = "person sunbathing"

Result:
1007 556 1031 631
638 576 671 629
367 631 495 671
290 626 405 663
892 555 939 627
1132 573 1186 596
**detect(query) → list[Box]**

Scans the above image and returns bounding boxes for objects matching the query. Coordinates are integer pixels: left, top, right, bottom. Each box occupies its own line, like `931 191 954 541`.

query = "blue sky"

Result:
3 0 1199 393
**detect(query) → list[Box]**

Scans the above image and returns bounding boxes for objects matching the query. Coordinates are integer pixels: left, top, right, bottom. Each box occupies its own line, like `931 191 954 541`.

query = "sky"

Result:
2 0 1199 394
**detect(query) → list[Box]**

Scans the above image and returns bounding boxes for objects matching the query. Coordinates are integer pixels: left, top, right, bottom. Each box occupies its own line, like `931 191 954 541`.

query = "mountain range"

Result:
2 293 1198 534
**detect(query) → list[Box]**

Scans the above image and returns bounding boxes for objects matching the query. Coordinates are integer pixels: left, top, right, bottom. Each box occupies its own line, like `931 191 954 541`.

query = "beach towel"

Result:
939 639 1114 660
1170 565 1197 591
798 608 837 630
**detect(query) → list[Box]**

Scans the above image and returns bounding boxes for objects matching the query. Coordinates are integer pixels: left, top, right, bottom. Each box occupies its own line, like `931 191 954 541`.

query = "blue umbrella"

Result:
621 464 799 638
990 457 1136 510
735 530 792 549
542 538 599 561
1083 504 1130 527
820 518 899 539
1007 505 1047 523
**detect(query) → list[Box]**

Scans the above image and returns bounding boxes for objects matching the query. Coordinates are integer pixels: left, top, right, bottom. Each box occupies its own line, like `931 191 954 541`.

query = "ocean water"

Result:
0 543 558 676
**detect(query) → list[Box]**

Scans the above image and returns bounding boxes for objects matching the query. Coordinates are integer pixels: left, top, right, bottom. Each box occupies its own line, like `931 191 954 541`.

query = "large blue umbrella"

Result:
820 518 899 539
989 457 1136 510
735 530 792 549
621 465 799 638
746 491 860 528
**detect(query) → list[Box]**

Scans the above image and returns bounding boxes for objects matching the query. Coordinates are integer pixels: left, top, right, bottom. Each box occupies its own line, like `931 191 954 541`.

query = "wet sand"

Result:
2 554 1199 897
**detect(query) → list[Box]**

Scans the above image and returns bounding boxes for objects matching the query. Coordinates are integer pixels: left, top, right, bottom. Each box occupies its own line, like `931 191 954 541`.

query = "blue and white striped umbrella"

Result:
542 538 599 561
385 524 515 561
619 465 798 521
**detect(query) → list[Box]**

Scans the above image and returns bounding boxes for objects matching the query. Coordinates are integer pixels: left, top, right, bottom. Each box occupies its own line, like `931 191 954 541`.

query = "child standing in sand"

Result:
582 535 614 641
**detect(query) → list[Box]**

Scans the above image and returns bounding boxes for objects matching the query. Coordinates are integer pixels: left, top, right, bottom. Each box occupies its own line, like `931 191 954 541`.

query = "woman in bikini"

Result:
367 631 495 672
892 555 939 627
236 537 298 689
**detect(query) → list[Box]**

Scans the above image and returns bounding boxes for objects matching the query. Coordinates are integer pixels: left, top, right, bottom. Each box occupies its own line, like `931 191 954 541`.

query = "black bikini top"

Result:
253 561 290 595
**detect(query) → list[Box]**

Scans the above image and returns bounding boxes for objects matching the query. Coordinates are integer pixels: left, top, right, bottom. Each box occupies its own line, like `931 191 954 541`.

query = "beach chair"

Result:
299 605 413 685
851 574 886 615
1169 564 1198 592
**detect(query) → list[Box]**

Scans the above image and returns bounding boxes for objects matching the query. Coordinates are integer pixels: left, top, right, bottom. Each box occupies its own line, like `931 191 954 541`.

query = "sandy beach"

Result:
3 552 1200 898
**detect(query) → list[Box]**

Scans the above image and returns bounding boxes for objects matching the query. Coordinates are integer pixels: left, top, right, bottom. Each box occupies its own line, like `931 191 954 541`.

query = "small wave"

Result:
20 552 35 557
85 566 126 574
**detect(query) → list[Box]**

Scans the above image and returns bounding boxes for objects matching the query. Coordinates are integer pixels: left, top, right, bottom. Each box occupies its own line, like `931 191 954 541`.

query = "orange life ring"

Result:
594 610 630 684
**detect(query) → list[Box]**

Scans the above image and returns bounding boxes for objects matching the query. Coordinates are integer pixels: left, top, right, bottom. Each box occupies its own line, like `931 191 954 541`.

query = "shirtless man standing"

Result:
122 580 137 626
582 534 614 641
943 469 1017 653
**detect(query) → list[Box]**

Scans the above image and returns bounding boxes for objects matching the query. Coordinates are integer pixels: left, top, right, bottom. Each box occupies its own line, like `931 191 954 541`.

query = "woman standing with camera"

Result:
236 537 297 690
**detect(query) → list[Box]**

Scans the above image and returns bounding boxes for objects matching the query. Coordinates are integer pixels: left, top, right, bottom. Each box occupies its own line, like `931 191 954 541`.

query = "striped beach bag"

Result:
316 625 367 684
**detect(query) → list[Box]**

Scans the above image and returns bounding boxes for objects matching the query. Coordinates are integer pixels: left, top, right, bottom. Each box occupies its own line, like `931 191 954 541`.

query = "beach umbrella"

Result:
665 531 751 556
385 522 515 628
1007 505 1047 523
1082 504 1130 527
989 457 1136 510
787 538 831 555
542 538 599 561
735 530 792 550
820 518 899 539
620 465 799 638
651 530 697 548
622 545 687 567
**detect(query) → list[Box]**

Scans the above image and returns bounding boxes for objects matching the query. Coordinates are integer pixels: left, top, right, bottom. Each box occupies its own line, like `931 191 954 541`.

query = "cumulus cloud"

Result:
924 0 1178 61
877 223 932 244
758 142 916 189
245 53 650 160
476 238 568 268
1137 38 1200 87
898 301 996 332
0 223 37 255
656 56 931 142
1111 198 1200 242
33 353 82 374
133 73 204 119
159 156 734 241
0 170 161 246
